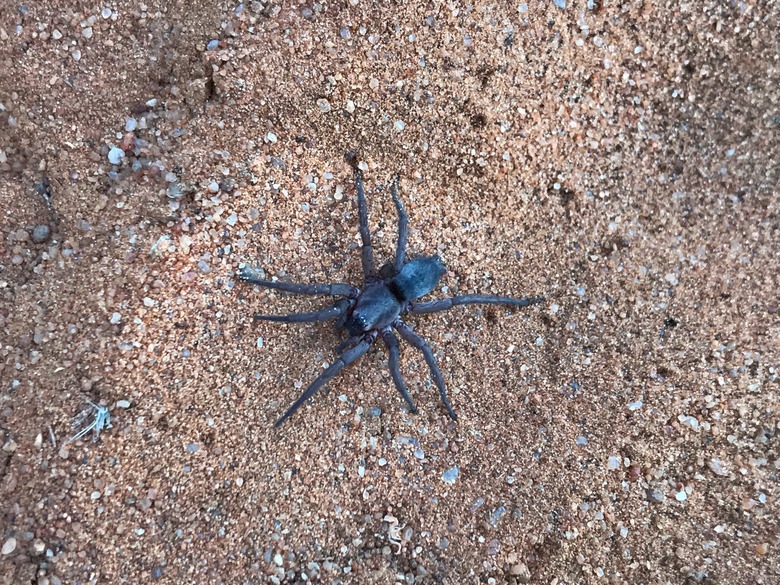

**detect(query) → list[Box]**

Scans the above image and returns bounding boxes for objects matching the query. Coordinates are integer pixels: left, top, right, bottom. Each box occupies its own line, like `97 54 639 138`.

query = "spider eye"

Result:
345 314 367 336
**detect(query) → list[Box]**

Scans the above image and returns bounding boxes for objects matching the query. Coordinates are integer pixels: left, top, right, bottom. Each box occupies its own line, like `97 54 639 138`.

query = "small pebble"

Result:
1 537 16 555
108 147 125 165
82 27 93 39
442 466 459 485
316 98 332 113
207 39 219 51
125 118 138 132
32 224 50 243
208 181 220 193
709 458 729 476
101 7 112 18
116 400 131 408
266 131 278 143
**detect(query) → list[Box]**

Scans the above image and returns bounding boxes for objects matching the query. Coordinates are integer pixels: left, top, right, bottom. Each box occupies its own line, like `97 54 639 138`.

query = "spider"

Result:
239 157 544 427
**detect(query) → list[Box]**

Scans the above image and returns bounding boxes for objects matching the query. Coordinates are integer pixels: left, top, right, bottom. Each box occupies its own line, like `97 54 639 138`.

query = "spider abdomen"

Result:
390 256 446 302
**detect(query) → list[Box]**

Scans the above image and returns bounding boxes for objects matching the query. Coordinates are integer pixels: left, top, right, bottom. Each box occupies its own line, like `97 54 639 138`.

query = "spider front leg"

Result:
393 320 457 420
239 266 359 297
274 332 377 427
254 299 352 323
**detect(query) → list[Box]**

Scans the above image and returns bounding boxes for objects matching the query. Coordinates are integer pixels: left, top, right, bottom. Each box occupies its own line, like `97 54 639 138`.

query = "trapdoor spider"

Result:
239 160 544 427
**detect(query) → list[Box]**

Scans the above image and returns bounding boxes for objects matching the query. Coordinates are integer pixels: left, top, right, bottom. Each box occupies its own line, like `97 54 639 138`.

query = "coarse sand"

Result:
1 1 778 584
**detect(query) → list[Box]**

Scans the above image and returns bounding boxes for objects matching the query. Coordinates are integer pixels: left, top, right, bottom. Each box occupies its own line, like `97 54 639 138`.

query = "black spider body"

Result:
239 161 543 427
344 256 444 335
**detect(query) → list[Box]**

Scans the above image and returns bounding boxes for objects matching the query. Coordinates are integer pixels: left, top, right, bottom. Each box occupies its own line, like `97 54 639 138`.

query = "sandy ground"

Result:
1 1 778 584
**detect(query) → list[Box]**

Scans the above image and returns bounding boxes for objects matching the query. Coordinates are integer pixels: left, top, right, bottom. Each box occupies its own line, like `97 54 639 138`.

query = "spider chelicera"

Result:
239 158 544 427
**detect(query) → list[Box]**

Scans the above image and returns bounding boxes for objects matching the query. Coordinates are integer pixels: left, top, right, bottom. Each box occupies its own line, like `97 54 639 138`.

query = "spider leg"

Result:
255 300 351 323
354 168 377 281
274 332 376 427
393 320 457 420
380 328 418 414
390 174 408 273
409 294 545 314
238 267 358 297
335 334 364 355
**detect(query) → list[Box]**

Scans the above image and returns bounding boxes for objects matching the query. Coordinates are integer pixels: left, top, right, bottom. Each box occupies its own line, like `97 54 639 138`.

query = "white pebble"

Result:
208 181 220 193
143 297 154 307
107 147 124 164
607 456 621 470
125 118 138 132
265 131 278 143
52 29 62 40
1 537 16 555
345 99 355 113
102 7 112 18
116 400 131 408
627 400 643 411
675 490 687 501
256 337 264 349
394 119 406 132
82 27 93 39
110 312 121 324
316 99 332 113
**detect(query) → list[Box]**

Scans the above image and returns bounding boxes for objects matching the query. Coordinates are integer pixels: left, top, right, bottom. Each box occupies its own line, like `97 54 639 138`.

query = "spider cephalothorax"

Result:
239 157 543 426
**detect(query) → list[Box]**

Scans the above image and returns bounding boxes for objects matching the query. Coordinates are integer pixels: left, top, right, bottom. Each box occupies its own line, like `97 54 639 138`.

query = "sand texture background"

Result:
0 1 778 584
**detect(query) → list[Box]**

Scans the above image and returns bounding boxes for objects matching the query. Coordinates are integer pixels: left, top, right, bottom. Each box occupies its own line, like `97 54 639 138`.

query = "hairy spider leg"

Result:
390 174 408 273
254 299 351 323
380 329 418 413
354 169 376 280
274 333 376 427
239 268 358 297
393 320 457 420
409 294 545 314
